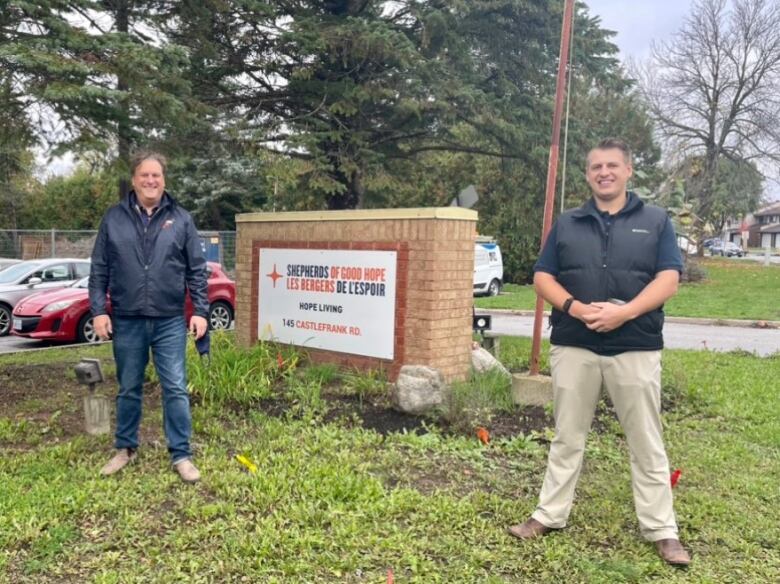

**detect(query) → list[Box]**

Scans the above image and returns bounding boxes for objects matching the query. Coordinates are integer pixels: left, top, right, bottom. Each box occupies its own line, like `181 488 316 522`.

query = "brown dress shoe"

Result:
655 538 691 567
507 518 554 540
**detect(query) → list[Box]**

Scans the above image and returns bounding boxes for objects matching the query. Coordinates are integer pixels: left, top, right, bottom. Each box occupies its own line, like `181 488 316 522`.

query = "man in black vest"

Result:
507 139 690 566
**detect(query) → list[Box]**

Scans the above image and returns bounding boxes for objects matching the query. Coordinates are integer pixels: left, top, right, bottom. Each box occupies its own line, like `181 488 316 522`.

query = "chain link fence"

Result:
0 229 236 276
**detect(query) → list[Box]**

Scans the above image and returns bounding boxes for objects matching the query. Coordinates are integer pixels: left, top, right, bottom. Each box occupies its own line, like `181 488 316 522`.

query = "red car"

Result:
11 262 235 343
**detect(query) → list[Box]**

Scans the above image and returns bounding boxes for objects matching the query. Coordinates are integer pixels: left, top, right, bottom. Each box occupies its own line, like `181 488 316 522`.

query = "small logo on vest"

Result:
631 228 650 234
162 219 175 229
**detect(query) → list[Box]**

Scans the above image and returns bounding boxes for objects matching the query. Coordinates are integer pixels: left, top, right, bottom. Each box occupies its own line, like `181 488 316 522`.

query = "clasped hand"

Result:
575 302 630 333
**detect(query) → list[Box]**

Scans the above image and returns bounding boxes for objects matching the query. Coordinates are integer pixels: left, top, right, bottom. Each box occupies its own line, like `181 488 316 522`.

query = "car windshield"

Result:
0 261 42 284
74 276 89 288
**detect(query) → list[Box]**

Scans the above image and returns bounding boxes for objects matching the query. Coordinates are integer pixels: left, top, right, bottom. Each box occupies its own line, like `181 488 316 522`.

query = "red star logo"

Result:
266 264 283 288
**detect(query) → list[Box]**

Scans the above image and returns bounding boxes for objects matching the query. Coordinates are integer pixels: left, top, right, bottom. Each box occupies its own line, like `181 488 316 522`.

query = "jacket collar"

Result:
123 190 175 213
571 191 644 220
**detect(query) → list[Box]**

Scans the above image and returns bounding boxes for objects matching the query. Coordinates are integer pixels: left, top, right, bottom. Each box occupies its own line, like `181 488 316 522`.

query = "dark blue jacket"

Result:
540 193 681 354
89 191 208 319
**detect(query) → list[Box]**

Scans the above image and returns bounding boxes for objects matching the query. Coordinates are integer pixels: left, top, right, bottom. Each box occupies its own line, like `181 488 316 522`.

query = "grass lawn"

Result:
475 258 780 321
1 338 779 582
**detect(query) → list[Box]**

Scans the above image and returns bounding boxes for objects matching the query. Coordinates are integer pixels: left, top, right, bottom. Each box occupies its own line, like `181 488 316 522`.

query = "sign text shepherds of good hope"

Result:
257 248 397 359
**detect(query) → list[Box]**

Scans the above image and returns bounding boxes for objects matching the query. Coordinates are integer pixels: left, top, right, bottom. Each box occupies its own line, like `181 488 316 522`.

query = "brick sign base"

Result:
235 208 477 382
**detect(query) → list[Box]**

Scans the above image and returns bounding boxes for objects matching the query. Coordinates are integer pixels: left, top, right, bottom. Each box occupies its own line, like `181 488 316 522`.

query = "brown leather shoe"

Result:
655 538 691 567
507 518 554 540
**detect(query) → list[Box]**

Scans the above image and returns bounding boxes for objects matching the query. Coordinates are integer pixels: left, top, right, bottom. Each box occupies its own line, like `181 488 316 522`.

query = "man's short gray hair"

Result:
130 150 167 176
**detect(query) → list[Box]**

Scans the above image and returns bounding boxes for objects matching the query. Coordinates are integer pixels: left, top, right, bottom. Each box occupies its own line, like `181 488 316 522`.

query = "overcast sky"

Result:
584 0 778 200
584 0 696 62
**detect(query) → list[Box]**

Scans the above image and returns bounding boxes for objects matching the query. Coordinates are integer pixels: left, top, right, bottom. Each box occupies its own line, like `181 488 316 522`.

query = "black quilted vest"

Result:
550 193 670 354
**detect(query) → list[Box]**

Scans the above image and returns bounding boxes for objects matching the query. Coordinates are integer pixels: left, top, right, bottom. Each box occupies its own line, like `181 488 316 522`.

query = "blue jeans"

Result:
112 315 192 463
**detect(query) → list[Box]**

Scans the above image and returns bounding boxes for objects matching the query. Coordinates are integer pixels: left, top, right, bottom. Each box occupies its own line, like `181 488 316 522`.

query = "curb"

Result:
479 308 780 329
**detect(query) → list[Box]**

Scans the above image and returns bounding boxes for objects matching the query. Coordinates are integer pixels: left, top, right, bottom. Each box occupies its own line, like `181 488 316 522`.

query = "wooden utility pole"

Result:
529 0 575 375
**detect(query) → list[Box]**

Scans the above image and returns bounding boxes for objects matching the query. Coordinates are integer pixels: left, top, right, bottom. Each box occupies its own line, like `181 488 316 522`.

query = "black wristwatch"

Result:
562 297 575 314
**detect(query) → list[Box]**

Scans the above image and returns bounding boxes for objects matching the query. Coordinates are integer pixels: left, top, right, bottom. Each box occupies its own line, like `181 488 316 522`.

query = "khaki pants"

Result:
532 345 679 542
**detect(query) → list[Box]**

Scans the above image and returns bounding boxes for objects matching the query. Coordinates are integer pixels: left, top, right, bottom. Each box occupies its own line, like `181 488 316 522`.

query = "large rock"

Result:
471 344 511 378
392 365 447 415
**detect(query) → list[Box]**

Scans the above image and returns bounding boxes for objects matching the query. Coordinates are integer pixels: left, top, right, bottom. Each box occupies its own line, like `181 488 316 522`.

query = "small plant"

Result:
443 368 513 433
301 363 340 386
286 377 325 414
339 368 387 408
0 418 33 442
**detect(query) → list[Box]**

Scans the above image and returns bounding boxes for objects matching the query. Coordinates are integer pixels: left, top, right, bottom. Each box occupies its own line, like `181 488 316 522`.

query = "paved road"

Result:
2 314 777 356
486 313 780 357
730 253 779 265
0 336 89 354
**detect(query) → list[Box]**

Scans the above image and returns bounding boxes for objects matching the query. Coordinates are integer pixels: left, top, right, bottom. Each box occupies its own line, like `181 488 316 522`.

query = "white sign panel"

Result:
258 248 397 359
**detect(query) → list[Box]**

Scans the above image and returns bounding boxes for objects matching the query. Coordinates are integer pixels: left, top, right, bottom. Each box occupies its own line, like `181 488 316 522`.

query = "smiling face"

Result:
585 147 632 210
131 159 165 210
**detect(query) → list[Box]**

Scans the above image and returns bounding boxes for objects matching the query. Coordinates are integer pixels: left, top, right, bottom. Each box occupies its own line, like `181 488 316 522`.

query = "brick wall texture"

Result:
235 212 477 381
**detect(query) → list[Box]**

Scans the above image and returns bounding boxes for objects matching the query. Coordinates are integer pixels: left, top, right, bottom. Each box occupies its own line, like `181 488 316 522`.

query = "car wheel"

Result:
487 279 501 297
0 304 11 337
208 301 233 330
77 313 100 344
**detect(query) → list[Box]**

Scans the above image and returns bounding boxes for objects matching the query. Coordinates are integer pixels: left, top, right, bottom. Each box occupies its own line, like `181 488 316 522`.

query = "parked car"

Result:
710 241 745 257
0 258 91 336
0 258 21 272
473 237 503 296
11 262 235 343
703 238 721 249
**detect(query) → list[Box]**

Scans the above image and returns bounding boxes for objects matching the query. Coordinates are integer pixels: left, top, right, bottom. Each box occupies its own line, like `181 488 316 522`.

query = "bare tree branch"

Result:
636 0 780 242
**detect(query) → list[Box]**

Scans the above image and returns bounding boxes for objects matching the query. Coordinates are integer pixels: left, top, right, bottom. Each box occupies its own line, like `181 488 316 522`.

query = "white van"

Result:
473 236 503 296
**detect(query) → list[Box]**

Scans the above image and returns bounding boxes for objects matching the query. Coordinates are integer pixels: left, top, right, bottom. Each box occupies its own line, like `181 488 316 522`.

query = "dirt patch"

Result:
475 405 551 439
323 395 431 435
1 361 652 449
0 362 163 448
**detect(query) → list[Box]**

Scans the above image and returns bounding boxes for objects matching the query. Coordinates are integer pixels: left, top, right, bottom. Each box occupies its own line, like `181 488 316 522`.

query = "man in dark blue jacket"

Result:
89 151 208 483
507 139 691 566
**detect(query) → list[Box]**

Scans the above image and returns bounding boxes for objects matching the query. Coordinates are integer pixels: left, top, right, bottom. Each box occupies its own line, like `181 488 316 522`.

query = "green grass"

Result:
475 283 539 310
666 260 780 320
1 342 779 582
475 259 780 321
0 342 114 366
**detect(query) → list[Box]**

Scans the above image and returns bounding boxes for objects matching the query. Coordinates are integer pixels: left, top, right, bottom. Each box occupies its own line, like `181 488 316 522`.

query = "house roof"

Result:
754 201 780 217
759 223 780 234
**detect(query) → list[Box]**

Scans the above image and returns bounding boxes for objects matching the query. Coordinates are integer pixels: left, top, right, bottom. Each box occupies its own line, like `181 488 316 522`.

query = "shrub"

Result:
185 332 299 406
681 257 708 283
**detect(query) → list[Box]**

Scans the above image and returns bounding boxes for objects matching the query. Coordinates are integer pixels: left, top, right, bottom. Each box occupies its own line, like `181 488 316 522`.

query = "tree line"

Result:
2 0 776 280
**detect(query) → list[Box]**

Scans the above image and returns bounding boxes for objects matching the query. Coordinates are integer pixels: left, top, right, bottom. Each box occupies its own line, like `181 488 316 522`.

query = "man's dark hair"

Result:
590 138 632 165
130 150 167 176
